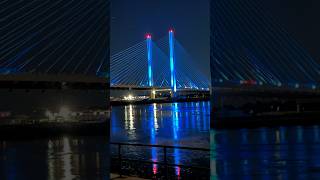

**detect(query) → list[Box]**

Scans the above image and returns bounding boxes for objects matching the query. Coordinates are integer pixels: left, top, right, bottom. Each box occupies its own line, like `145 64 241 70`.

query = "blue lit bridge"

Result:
211 0 320 90
0 0 109 88
110 30 210 98
0 1 110 121
211 0 320 127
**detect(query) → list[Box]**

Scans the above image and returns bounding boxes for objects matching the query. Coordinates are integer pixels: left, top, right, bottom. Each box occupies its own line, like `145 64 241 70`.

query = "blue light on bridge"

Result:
169 29 177 92
146 34 153 86
111 30 210 89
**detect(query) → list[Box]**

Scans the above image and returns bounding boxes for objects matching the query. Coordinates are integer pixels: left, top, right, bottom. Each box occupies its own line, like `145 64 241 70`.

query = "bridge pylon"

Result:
169 29 177 96
146 34 153 87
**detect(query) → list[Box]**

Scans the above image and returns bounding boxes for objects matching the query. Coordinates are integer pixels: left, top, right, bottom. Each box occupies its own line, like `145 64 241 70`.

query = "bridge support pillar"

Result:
146 34 153 87
169 29 177 96
150 89 156 99
169 90 175 98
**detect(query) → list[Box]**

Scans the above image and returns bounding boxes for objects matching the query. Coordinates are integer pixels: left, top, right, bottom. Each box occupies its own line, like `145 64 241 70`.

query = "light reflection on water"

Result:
211 125 320 179
111 101 211 175
0 136 109 180
111 101 210 145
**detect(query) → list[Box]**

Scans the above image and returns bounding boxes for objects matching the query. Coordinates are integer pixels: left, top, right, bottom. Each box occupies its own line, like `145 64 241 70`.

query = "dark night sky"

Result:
111 0 210 78
111 0 320 80
261 0 320 63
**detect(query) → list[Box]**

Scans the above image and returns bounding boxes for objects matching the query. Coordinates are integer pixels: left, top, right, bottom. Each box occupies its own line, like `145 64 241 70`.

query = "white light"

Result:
60 106 70 119
124 94 134 101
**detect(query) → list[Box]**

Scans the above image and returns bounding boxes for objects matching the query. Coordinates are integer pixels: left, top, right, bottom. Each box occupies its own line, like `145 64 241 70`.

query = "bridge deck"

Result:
0 74 107 83
213 86 320 97
0 74 108 90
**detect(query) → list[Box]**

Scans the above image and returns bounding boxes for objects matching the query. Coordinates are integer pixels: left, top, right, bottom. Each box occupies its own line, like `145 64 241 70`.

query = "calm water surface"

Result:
0 136 109 179
110 102 211 170
1 101 319 179
211 126 320 179
111 102 210 146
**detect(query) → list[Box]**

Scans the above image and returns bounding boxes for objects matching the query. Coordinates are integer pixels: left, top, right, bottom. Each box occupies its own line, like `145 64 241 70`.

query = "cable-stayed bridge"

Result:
0 0 210 102
211 0 320 90
0 0 110 122
210 0 320 127
110 30 210 96
0 0 109 90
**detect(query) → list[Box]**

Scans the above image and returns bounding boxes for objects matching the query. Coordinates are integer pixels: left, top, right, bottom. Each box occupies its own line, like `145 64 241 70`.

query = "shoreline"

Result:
111 97 210 106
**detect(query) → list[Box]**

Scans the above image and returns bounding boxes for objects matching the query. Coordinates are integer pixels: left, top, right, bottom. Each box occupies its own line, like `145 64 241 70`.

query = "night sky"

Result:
111 0 210 78
111 0 320 81
261 0 320 63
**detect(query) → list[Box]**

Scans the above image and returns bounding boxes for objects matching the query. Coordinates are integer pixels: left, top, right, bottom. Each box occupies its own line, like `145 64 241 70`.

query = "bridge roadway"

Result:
0 74 210 96
213 85 320 98
110 84 210 93
111 85 169 91
0 74 108 90
2 73 320 97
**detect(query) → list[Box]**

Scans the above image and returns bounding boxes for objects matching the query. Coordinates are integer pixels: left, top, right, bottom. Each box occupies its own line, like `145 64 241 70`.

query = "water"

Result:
110 102 211 176
0 136 109 179
1 101 319 179
111 102 210 146
0 101 210 179
211 126 320 179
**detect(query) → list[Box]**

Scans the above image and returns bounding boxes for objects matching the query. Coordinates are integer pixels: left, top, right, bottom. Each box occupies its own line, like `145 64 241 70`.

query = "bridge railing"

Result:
110 142 210 179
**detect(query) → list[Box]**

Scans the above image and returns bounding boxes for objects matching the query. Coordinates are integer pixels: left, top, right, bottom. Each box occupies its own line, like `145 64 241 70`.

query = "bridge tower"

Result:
146 34 155 99
169 29 177 97
146 34 153 87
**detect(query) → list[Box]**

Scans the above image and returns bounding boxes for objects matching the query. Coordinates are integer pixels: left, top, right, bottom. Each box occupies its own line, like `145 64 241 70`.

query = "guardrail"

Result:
110 142 210 179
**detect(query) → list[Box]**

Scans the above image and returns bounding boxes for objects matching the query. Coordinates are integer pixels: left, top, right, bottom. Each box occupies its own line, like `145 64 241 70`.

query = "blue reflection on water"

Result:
151 103 158 175
211 125 320 179
111 102 210 170
172 102 180 177
111 101 210 145
173 103 179 140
